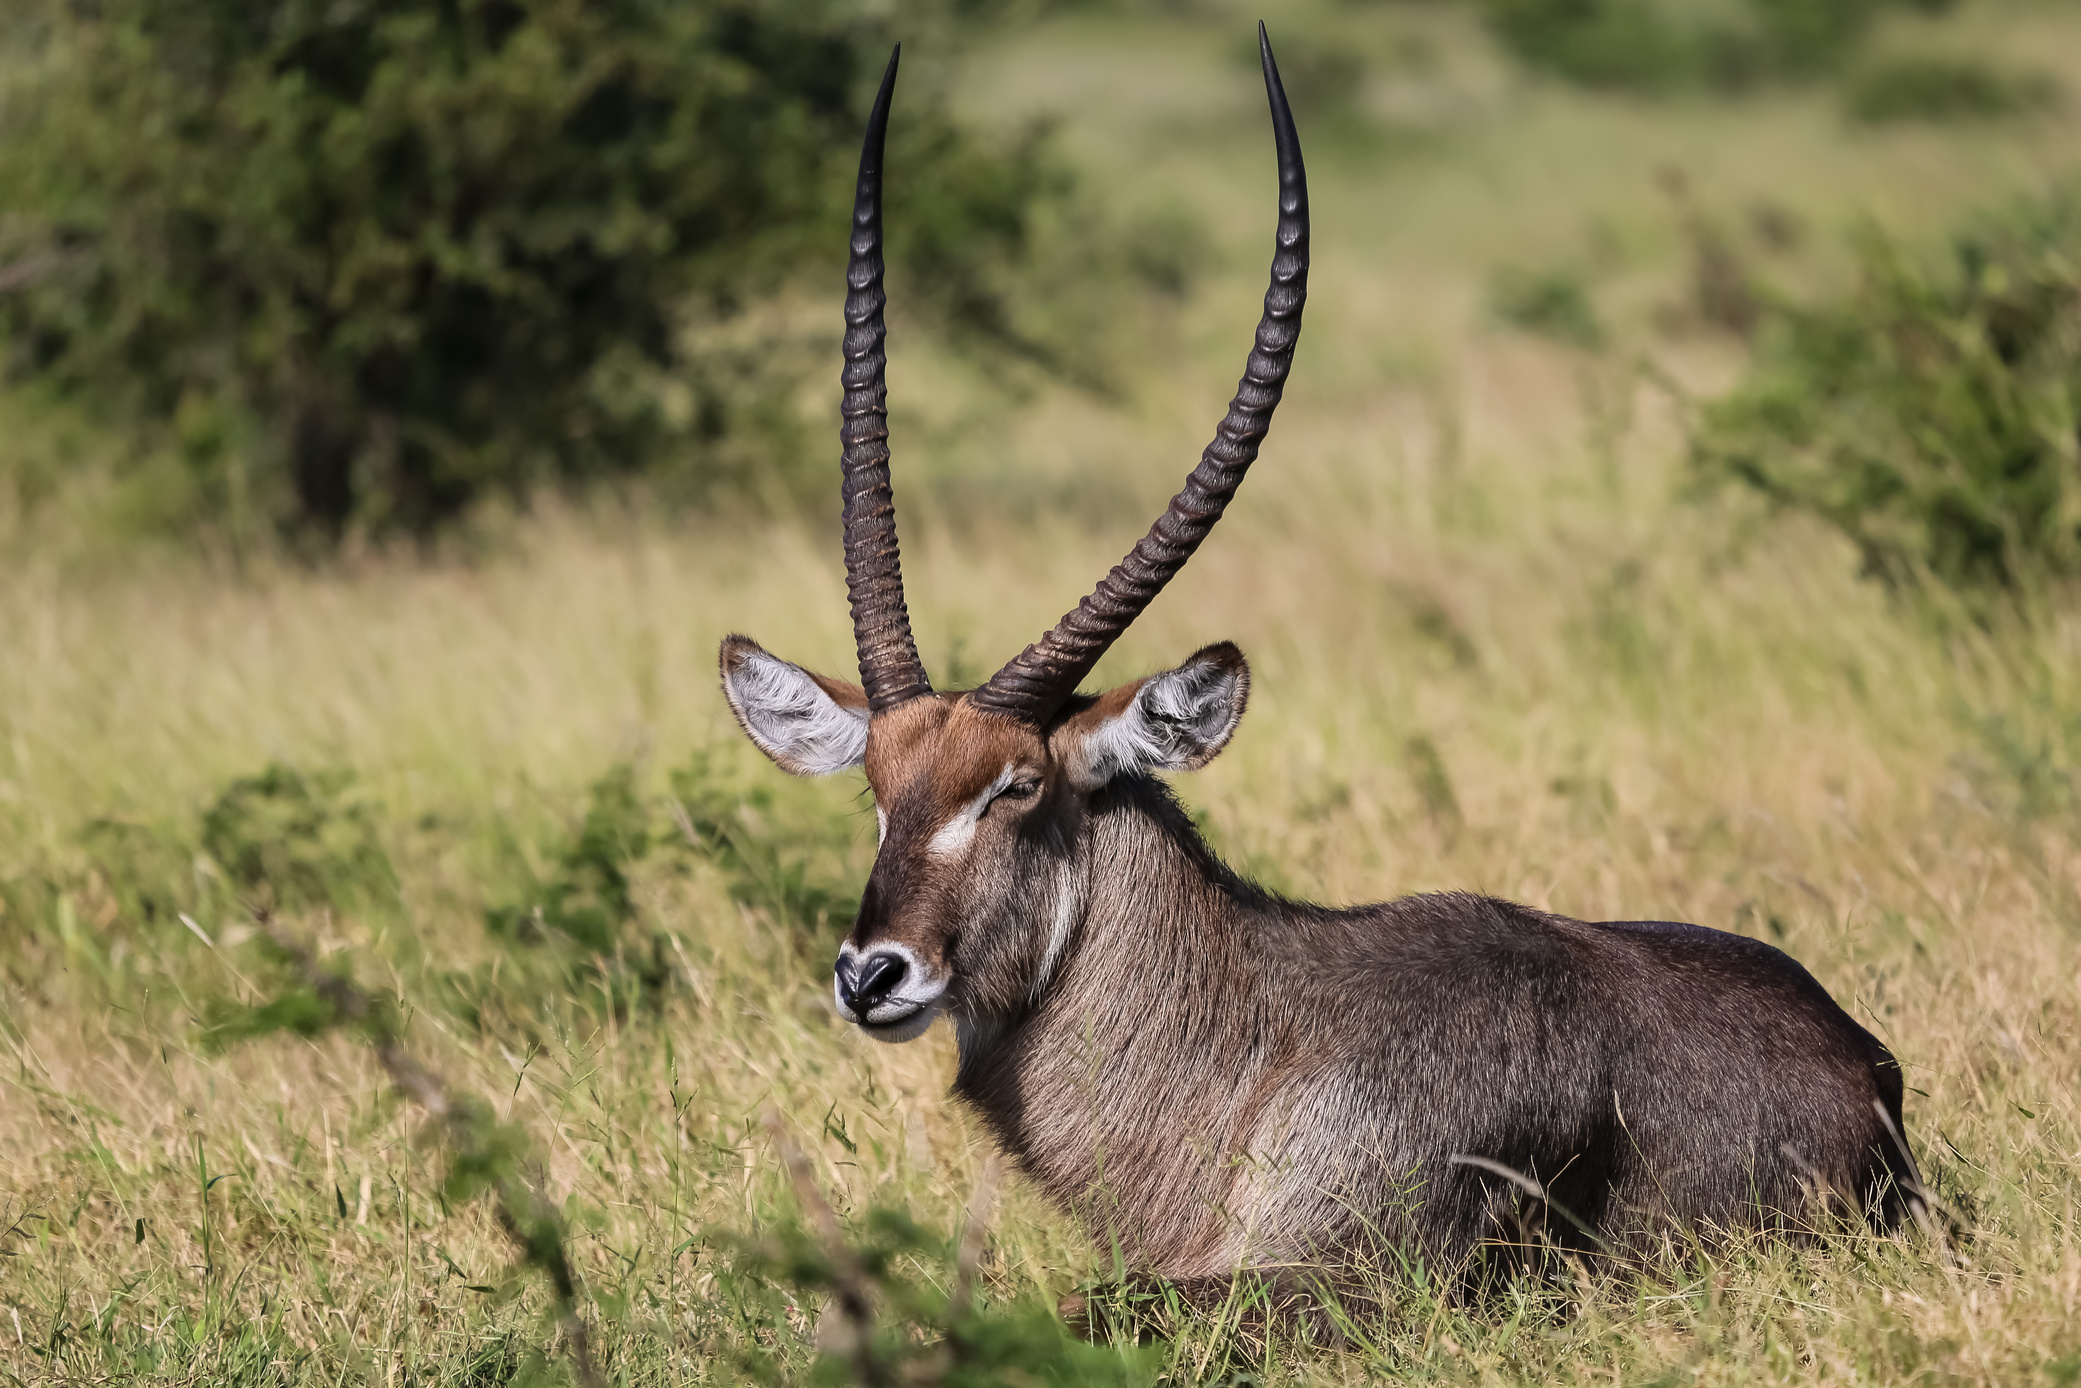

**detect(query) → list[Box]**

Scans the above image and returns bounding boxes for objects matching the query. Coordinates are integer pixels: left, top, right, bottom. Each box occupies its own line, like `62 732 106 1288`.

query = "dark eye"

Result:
996 778 1042 804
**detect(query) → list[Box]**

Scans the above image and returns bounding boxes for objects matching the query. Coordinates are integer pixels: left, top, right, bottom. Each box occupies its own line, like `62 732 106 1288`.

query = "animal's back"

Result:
1263 893 1910 1274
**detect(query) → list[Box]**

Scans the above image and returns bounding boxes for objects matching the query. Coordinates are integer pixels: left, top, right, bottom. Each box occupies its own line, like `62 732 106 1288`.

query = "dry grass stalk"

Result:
950 1153 1002 1324
261 916 604 1388
765 1106 886 1385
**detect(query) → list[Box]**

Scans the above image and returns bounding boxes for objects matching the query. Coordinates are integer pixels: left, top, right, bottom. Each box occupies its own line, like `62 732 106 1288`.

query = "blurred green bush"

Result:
1475 0 1950 94
1843 54 2062 125
0 0 1188 541
485 762 650 956
1490 265 1605 348
201 762 398 912
1693 191 2081 592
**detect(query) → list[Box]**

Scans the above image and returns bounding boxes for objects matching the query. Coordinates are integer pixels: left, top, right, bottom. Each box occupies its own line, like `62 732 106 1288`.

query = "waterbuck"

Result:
719 31 1921 1297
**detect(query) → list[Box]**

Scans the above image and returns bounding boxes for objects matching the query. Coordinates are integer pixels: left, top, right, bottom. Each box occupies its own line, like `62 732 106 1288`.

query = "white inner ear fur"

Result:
723 650 869 775
926 763 1018 859
1073 659 1245 789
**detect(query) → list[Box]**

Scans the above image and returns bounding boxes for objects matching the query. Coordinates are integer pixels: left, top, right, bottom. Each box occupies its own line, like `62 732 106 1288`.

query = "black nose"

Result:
835 951 908 1014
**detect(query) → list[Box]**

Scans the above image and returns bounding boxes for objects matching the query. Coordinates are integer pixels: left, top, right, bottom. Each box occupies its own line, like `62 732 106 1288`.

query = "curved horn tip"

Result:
1258 24 1297 134
869 45 900 130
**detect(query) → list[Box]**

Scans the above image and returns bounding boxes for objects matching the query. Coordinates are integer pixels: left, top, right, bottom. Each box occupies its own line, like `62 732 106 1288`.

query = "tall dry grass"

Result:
5 1 2081 1382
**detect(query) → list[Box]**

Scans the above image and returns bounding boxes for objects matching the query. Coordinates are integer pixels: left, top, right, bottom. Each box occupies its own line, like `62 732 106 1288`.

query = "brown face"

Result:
720 635 1250 1041
837 696 1080 1039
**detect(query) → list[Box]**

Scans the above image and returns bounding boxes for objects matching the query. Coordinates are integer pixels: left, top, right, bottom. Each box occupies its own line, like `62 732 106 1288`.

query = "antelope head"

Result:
719 29 1307 1042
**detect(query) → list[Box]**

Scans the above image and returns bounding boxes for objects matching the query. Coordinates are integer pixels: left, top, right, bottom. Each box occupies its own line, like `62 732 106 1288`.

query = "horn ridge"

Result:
967 22 1308 724
842 45 933 713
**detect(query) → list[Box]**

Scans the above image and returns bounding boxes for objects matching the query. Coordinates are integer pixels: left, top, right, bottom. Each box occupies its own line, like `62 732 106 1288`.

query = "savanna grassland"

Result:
5 1 2081 1383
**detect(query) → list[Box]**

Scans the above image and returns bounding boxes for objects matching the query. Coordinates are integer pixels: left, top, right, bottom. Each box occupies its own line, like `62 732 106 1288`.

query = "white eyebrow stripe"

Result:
926 763 1018 859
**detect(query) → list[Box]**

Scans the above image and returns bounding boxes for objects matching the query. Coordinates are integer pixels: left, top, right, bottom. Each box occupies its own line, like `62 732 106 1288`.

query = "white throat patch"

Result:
1031 857 1083 1003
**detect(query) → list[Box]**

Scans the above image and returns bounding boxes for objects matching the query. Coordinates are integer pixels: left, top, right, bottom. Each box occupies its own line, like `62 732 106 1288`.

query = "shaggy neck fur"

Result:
950 776 1309 1277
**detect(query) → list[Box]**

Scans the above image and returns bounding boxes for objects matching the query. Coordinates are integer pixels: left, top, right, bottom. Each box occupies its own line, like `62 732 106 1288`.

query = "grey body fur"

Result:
949 776 1911 1285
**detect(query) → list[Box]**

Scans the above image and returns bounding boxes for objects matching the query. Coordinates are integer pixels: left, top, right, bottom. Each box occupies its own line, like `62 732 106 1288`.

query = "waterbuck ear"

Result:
719 635 870 776
1058 642 1250 789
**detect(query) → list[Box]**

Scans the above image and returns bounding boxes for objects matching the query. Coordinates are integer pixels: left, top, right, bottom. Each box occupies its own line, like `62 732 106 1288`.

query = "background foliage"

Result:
1695 192 2081 592
1476 0 1949 94
0 0 1192 541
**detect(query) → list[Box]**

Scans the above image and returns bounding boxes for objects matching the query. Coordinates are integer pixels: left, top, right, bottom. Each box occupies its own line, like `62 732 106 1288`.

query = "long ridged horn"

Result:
967 23 1308 725
842 47 932 712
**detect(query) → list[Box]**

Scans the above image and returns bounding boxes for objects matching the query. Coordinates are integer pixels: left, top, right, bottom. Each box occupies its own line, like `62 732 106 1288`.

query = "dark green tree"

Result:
0 0 1178 538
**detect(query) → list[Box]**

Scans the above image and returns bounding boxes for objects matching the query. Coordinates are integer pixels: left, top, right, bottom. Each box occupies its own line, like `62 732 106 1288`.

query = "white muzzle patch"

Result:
832 940 947 1044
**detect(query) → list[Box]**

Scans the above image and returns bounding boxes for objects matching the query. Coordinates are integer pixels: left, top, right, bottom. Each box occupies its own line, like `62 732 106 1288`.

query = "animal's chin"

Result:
857 1001 941 1044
